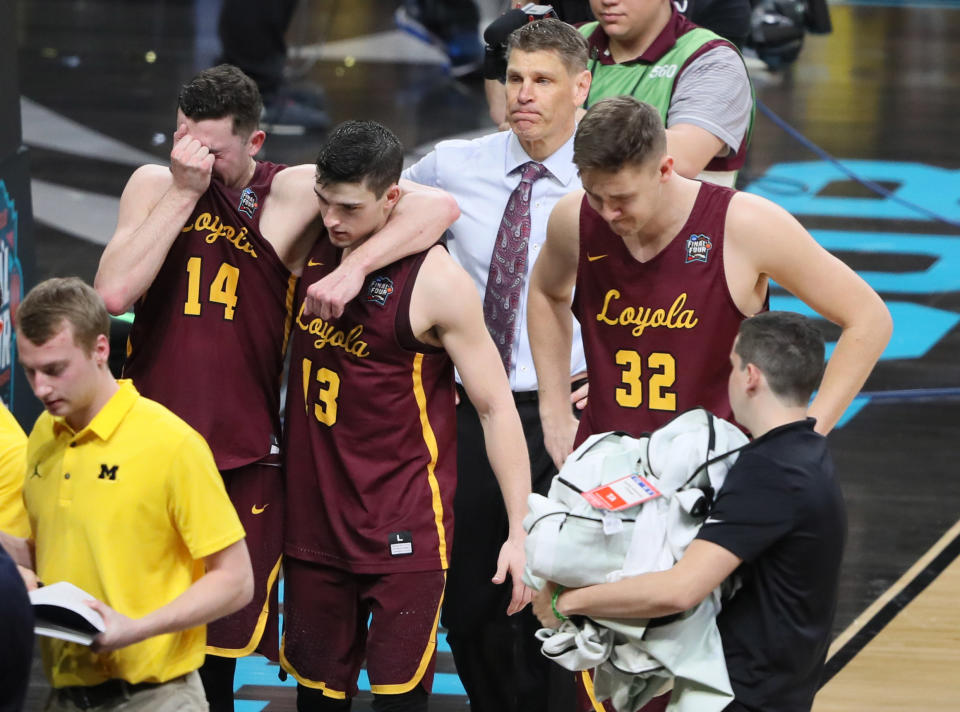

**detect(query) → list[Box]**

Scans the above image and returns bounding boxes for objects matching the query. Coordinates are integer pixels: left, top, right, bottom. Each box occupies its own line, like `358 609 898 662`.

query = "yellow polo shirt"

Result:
23 380 246 687
0 403 29 537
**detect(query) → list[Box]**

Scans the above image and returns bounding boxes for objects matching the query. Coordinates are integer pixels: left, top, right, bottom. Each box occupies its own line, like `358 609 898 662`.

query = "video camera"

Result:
482 3 558 81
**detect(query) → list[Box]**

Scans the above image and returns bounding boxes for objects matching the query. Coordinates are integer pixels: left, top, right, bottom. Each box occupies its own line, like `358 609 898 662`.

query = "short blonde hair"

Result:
574 97 667 173
16 277 110 352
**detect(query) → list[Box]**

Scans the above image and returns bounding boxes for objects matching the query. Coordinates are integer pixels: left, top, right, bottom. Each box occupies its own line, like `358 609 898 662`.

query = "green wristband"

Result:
551 585 568 622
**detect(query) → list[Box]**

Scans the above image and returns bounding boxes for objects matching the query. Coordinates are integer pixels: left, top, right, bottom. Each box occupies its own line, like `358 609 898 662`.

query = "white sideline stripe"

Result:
21 97 161 167
31 179 119 246
291 30 450 65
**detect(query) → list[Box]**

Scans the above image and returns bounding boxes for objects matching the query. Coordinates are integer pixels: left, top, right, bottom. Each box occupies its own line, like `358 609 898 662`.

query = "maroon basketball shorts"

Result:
280 557 446 700
576 669 670 712
206 459 283 661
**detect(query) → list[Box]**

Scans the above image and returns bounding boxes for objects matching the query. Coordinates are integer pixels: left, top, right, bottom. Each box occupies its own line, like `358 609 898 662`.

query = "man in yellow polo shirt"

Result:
0 402 29 538
0 277 254 711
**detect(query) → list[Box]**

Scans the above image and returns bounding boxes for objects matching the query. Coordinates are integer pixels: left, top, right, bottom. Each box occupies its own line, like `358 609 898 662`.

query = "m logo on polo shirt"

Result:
98 464 119 481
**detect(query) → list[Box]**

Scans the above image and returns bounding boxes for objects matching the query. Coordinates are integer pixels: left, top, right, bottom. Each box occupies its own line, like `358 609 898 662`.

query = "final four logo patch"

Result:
238 187 259 218
367 276 395 307
685 234 713 263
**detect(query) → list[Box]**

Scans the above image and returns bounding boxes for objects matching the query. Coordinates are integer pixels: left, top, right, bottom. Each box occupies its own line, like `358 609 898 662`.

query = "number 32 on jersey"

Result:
615 349 677 411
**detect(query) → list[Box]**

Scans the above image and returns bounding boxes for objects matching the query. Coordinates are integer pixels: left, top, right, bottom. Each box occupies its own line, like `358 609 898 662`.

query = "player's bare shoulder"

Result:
121 164 174 205
549 189 585 237
417 244 469 295
111 164 179 235
724 189 809 258
553 188 585 215
409 245 476 339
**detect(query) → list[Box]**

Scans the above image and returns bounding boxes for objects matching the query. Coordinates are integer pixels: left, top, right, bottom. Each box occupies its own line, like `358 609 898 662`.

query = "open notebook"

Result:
29 581 106 645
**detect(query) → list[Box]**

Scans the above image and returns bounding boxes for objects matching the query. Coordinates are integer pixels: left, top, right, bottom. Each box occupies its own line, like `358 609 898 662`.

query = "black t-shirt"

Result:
697 418 847 712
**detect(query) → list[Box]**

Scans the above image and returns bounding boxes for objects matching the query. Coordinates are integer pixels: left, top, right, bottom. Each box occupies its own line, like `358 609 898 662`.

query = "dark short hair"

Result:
574 96 667 173
734 311 826 405
16 277 110 352
177 64 262 137
506 18 589 74
315 120 403 198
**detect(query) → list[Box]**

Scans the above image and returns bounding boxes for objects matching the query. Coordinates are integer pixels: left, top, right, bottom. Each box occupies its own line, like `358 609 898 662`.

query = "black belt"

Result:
57 675 184 709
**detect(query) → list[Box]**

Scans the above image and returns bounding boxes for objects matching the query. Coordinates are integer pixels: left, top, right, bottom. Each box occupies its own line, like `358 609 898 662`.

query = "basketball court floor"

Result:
13 0 960 709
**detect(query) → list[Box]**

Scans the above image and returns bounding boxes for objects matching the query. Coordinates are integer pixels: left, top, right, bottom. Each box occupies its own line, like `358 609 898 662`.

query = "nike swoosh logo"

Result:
251 504 269 515
704 517 723 525
587 254 607 262
307 259 324 267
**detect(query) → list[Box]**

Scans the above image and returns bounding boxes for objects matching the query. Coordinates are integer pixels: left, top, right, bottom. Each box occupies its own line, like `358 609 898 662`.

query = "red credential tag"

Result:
582 473 662 511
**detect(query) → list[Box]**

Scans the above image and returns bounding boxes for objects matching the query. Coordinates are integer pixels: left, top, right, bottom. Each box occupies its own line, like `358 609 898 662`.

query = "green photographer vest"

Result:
578 18 755 174
580 22 721 115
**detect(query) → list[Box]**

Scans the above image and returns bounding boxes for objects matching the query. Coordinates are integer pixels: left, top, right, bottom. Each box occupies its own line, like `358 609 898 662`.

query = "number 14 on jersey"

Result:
183 256 240 320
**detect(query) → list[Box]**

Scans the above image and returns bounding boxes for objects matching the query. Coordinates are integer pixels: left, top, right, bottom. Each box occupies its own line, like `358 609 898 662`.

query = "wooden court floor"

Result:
12 0 960 709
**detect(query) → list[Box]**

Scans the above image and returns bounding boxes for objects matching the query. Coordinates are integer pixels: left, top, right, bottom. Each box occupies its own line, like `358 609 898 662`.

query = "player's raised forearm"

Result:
809 294 892 434
96 177 201 314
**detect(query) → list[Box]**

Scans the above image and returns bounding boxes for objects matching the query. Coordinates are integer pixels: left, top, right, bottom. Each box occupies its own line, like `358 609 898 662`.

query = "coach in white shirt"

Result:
402 18 590 712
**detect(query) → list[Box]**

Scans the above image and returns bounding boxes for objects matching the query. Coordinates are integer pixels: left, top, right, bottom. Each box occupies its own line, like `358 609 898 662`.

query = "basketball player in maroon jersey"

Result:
530 96 891 470
281 121 532 712
529 96 890 711
93 66 458 711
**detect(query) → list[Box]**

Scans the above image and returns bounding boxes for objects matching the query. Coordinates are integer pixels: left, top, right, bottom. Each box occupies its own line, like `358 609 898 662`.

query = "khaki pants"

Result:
45 671 208 712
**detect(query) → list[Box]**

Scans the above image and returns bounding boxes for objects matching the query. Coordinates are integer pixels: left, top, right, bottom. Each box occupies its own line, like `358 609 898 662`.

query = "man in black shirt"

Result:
533 310 848 712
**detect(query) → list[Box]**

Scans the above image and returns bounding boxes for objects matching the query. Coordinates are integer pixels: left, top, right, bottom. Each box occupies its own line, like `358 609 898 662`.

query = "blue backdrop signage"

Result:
0 180 24 410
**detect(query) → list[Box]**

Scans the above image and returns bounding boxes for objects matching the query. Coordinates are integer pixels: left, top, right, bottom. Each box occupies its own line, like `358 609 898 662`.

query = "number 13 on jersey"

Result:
302 358 340 426
615 349 678 411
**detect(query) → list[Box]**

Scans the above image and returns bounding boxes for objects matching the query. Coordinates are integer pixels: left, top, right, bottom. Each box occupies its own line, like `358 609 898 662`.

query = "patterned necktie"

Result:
483 161 548 373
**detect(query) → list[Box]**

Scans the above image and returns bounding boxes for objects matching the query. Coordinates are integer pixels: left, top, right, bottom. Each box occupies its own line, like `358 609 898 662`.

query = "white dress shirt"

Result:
403 129 586 392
